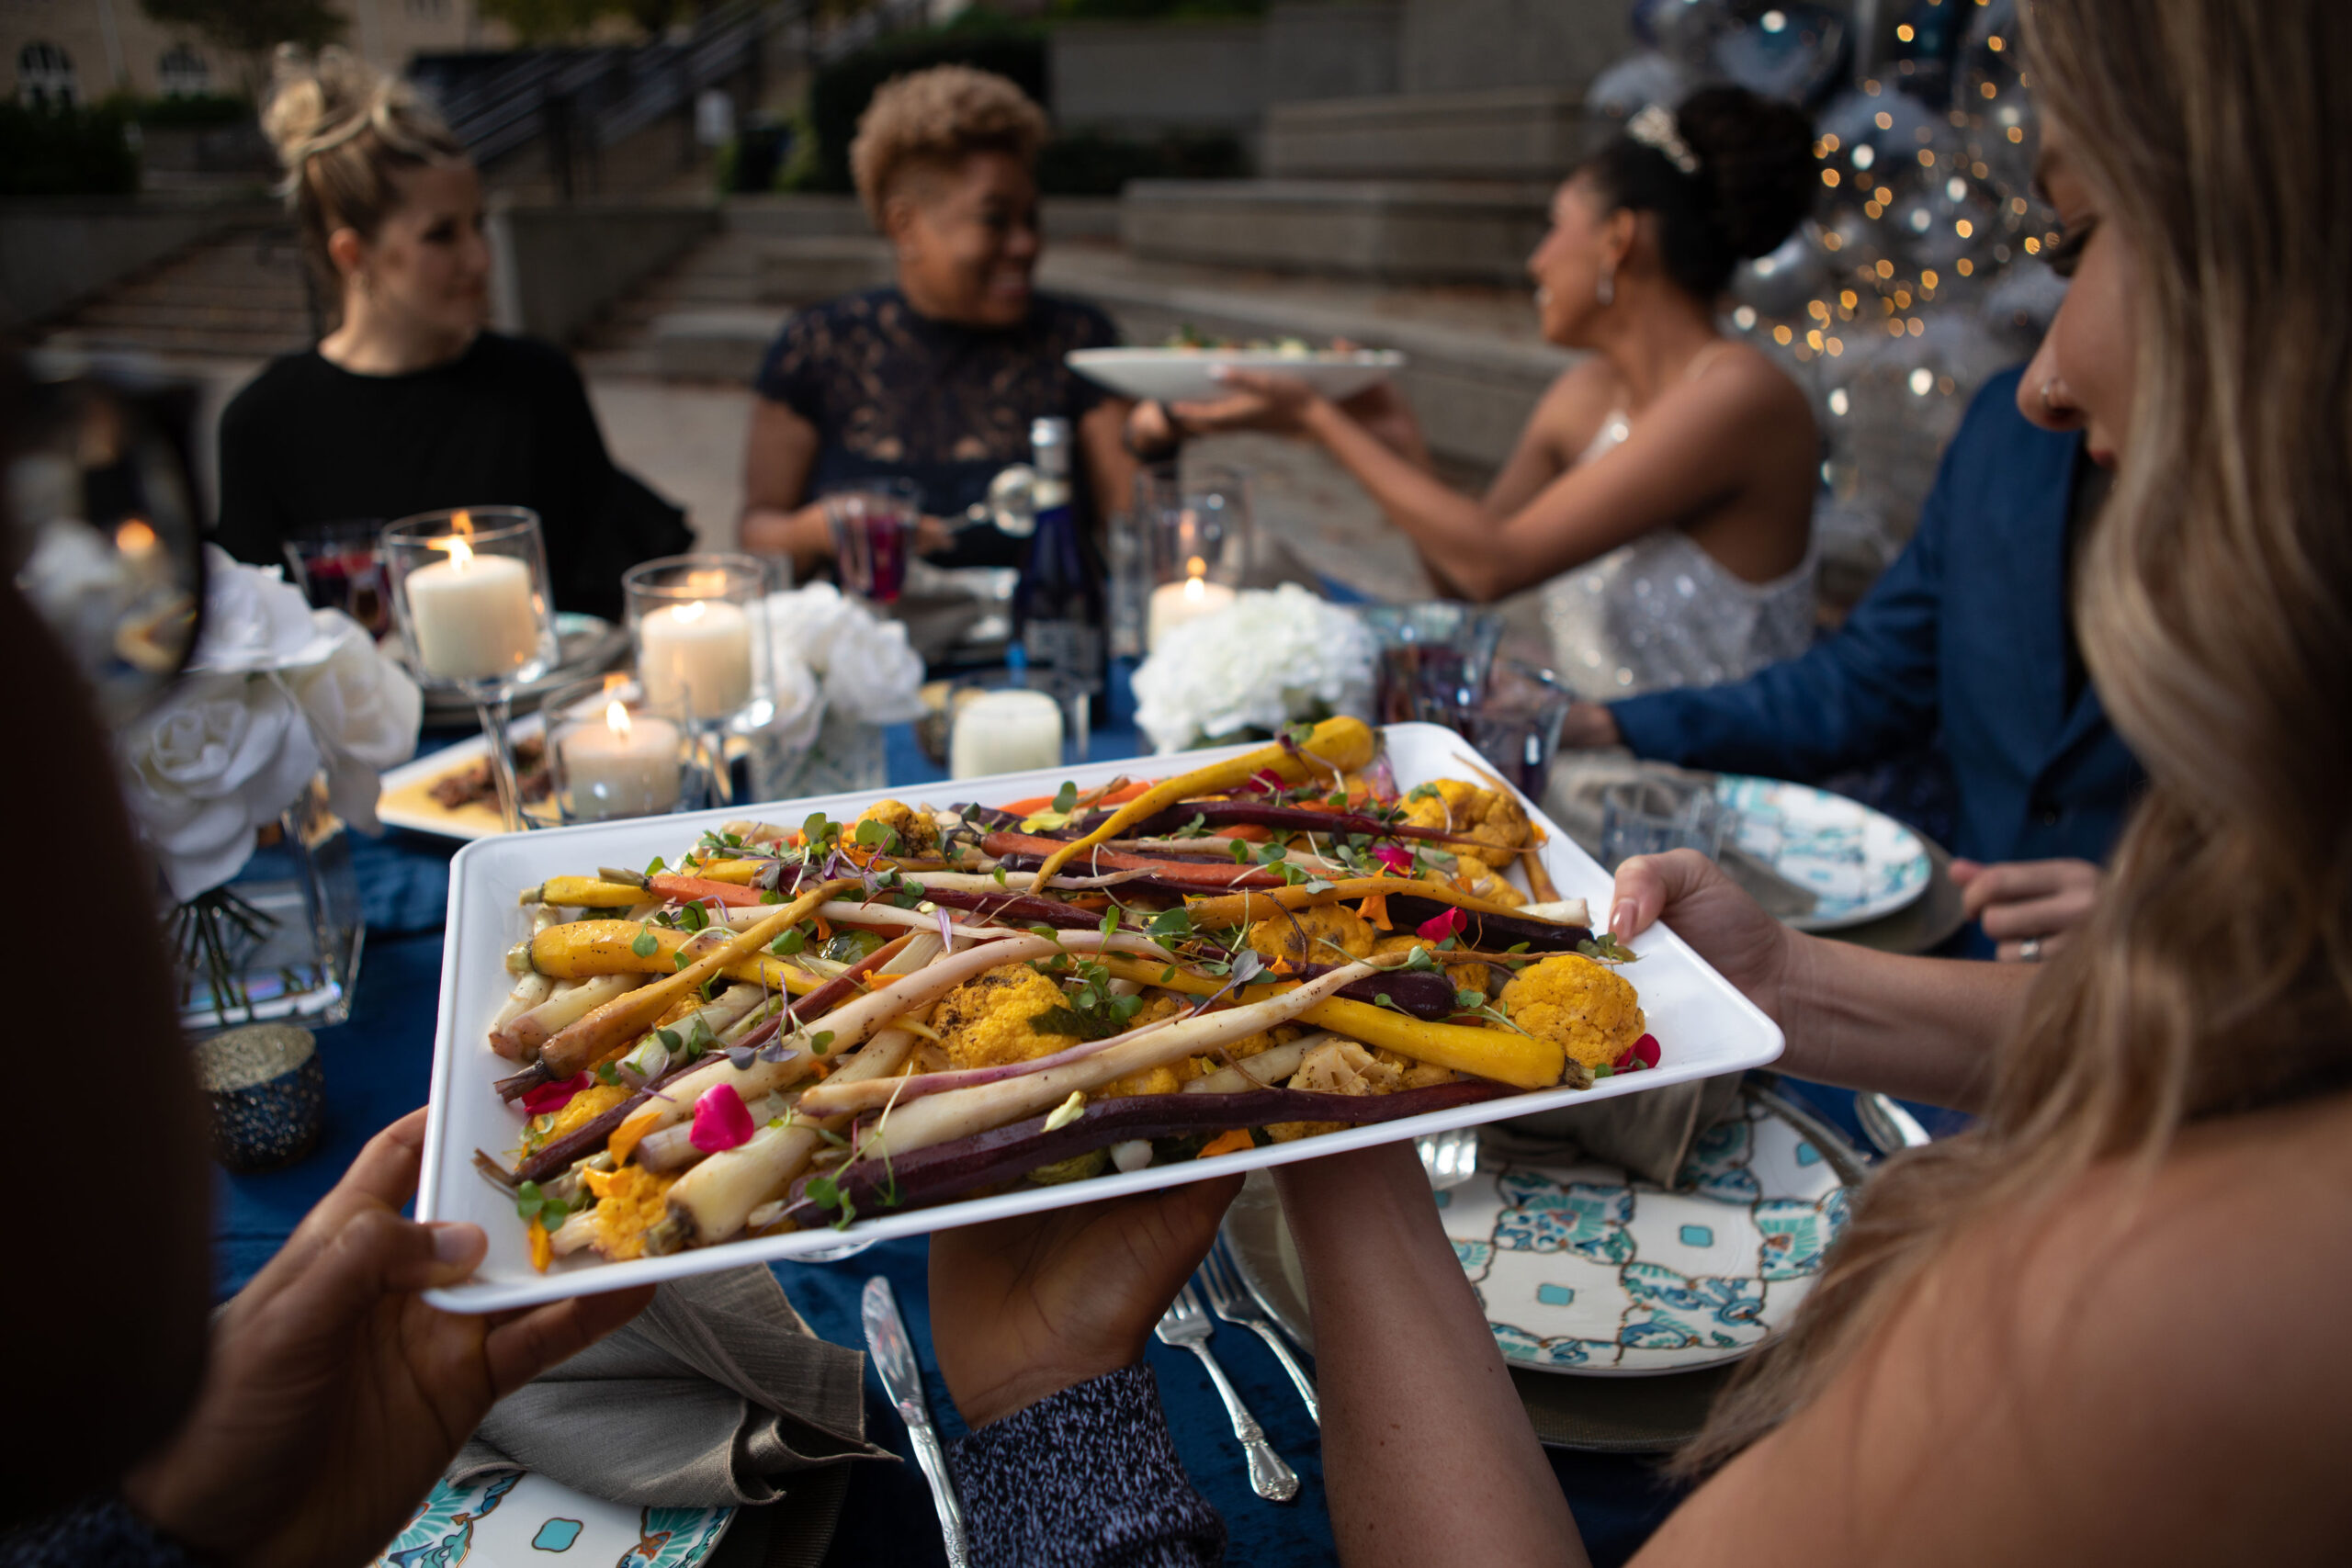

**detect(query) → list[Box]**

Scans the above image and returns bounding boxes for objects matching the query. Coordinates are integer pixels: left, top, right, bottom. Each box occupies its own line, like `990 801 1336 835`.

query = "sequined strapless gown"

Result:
1539 412 1817 697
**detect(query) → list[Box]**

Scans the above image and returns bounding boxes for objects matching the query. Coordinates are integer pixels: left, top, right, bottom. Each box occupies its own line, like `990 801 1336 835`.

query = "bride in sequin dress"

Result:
1151 87 1822 697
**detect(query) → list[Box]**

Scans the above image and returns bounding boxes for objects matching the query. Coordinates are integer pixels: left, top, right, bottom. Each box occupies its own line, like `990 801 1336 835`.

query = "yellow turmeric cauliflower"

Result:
1455 861 1527 907
1401 778 1529 868
932 962 1079 1070
1498 953 1645 1070
582 1164 679 1261
851 798 939 857
1247 902 1374 967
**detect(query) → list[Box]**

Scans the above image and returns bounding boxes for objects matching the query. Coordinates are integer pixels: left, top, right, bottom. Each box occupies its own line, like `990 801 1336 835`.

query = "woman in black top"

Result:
213 50 686 622
741 66 1136 578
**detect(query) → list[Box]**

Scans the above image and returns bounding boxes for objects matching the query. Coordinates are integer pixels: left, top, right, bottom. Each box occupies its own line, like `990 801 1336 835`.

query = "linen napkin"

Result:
447 1265 888 1516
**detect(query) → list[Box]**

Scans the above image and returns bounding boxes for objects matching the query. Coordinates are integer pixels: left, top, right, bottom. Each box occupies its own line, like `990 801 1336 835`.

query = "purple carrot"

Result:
781 1081 1513 1224
912 884 1108 930
1379 894 1591 953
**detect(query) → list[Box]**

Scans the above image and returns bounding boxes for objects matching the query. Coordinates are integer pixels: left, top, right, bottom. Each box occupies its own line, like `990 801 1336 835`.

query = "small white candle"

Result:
951 689 1065 780
639 598 752 720
403 537 540 682
1147 570 1238 651
562 700 683 820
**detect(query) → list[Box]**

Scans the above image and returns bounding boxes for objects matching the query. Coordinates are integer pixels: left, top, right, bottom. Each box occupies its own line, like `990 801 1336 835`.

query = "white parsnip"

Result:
492 972 645 1061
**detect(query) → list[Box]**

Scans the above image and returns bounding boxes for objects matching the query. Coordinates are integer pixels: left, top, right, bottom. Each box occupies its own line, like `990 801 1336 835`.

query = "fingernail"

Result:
431 1224 480 1264
1611 899 1637 937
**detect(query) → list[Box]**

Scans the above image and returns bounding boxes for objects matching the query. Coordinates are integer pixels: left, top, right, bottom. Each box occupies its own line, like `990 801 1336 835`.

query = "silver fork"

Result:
1199 1240 1318 1427
1156 1283 1300 1502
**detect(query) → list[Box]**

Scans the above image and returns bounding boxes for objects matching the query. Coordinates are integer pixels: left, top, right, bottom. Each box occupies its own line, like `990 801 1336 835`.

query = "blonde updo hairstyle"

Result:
848 64 1049 232
262 46 468 320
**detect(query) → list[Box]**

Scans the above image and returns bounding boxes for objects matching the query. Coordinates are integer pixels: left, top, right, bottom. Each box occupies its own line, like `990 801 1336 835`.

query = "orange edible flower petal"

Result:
1198 1127 1254 1159
1360 894 1392 931
527 1214 552 1273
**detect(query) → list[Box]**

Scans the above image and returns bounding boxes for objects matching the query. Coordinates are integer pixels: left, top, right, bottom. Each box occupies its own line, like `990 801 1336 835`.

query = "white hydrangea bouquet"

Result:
754 582 928 792
119 547 422 1016
1134 583 1376 752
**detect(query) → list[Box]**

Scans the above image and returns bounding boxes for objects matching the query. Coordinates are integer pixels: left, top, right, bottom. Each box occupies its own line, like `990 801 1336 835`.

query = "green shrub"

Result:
802 17 1047 194
0 102 139 196
1036 129 1247 194
1050 0 1267 16
132 93 254 129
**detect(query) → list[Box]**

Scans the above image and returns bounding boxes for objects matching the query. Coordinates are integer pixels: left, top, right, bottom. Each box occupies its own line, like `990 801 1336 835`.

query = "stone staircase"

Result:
45 222 314 361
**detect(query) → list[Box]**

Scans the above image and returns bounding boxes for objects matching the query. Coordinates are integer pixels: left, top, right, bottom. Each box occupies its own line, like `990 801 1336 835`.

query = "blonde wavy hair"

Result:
1683 0 2352 1472
261 46 468 318
848 64 1048 231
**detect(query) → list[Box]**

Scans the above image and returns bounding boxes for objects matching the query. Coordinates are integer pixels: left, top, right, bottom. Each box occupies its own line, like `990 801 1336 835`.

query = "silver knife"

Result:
863 1275 970 1568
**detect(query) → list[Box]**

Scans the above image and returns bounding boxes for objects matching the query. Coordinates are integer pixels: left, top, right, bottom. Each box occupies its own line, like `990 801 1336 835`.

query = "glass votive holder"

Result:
381 506 559 692
949 681 1069 781
542 675 693 824
822 477 922 604
1598 777 1726 869
623 553 773 732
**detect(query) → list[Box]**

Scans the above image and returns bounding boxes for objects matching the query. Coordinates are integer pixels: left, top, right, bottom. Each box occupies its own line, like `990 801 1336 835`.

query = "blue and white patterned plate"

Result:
1443 1094 1855 1376
374 1471 731 1567
1713 774 1932 931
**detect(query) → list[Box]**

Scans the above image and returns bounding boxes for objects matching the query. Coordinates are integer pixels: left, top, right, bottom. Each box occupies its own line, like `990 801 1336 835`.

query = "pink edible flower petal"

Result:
1238 768 1287 796
690 1082 756 1152
521 1072 592 1116
1373 845 1414 875
1416 905 1468 942
1613 1033 1661 1072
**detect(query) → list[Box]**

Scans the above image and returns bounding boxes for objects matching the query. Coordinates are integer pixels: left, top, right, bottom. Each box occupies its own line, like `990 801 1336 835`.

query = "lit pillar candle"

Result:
639 598 752 720
562 700 683 820
403 536 540 682
1147 560 1238 651
950 688 1065 779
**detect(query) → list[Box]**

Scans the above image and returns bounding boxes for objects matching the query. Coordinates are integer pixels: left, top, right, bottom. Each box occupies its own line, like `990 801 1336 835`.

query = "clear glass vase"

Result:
758 705 888 801
173 775 365 1032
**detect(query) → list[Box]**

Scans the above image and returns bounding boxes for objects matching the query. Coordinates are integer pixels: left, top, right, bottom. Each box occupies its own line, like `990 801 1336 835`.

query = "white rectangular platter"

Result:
419 722 1782 1312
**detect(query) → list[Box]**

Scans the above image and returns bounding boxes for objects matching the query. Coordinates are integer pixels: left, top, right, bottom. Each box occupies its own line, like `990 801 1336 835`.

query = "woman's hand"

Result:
930 1174 1243 1428
1609 849 1798 1025
124 1111 653 1568
1951 856 2102 961
1169 367 1329 436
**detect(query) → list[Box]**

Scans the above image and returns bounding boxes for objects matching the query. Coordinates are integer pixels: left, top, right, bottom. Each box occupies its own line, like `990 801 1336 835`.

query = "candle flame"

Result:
605 700 633 739
1182 575 1206 604
1184 555 1207 580
114 518 155 555
440 533 476 570
684 569 729 594
671 600 707 626
451 509 474 537
601 671 630 694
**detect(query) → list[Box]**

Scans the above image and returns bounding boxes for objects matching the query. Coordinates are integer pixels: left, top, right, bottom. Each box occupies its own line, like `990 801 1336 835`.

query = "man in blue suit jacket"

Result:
1566 367 2145 958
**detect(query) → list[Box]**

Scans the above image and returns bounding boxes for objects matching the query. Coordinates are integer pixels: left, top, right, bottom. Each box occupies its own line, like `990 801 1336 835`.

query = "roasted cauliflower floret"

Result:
1373 932 1496 996
850 797 938 857
1455 861 1527 907
1498 953 1645 1070
932 962 1079 1071
582 1164 679 1261
1402 778 1529 868
1247 902 1375 966
1268 1039 1405 1141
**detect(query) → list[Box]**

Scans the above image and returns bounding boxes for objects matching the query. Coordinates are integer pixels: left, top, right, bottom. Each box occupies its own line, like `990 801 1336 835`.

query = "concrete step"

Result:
46 323 310 356
1262 86 1589 182
1120 179 1551 287
720 193 1120 243
649 306 789 382
78 300 310 331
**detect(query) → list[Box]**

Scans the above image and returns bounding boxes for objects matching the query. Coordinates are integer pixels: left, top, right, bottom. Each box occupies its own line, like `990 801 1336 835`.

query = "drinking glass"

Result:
382 506 560 833
1598 777 1726 868
822 478 922 604
281 518 390 635
539 675 695 824
1465 660 1577 798
1360 603 1505 725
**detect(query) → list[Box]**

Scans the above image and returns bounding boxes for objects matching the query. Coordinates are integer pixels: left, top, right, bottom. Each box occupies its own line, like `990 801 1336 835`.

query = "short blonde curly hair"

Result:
849 65 1049 231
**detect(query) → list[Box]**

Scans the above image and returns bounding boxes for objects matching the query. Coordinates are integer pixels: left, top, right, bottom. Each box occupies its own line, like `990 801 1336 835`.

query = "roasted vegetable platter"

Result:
418 722 1782 1313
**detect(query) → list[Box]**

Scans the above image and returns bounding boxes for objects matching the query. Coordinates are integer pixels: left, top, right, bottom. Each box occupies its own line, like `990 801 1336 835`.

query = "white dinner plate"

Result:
1713 775 1932 931
1067 346 1405 405
377 716 547 842
417 723 1784 1314
375 1471 730 1567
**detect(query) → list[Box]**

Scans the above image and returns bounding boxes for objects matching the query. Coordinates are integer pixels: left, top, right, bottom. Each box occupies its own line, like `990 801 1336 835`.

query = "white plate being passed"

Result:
375 1471 730 1567
1713 774 1932 931
1067 346 1405 405
416 723 1783 1314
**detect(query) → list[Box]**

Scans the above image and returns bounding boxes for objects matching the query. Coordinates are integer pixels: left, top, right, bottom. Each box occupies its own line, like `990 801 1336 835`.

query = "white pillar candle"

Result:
561 701 683 820
1146 573 1238 651
639 598 752 720
403 540 540 682
950 688 1065 780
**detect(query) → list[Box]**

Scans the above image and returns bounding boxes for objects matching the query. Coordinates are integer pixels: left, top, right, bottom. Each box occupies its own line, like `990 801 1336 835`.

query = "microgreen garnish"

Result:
1577 933 1639 964
770 926 806 956
645 855 667 876
1053 781 1080 814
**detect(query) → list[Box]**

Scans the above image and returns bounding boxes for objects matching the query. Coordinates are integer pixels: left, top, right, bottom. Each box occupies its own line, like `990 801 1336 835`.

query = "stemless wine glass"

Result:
822 478 922 604
382 506 560 833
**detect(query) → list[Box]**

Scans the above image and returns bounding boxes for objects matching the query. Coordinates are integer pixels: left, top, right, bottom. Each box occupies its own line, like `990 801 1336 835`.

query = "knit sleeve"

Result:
949 1362 1224 1568
0 1494 211 1567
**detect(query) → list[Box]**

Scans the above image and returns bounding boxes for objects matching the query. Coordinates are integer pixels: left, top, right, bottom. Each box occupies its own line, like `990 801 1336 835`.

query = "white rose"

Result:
119 671 324 902
189 546 332 672
766 644 824 754
287 609 422 832
820 615 928 723
761 583 858 676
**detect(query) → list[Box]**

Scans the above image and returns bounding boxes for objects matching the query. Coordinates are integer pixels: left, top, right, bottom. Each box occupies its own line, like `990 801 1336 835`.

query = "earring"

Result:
1596 264 1615 309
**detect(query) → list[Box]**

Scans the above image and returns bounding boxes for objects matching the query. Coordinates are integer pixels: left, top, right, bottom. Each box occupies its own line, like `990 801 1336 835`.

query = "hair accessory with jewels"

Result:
1623 103 1702 177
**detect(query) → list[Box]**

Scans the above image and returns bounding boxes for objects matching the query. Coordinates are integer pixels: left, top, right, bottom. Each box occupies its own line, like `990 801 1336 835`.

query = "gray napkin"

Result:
1544 752 1820 919
448 1266 887 1512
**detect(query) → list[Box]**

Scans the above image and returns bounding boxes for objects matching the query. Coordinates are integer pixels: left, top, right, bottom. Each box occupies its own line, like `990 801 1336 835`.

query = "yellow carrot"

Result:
1029 716 1377 887
529 875 648 908
530 919 820 992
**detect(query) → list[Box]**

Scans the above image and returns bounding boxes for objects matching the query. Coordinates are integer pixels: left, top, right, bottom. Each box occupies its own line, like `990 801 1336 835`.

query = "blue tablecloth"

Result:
214 690 1914 1567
